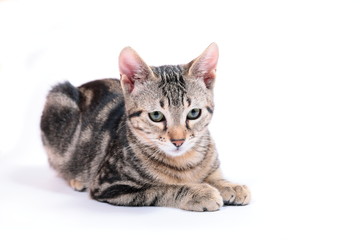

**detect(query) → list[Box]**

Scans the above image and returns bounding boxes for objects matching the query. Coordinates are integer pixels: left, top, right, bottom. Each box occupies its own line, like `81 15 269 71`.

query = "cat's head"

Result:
119 43 218 157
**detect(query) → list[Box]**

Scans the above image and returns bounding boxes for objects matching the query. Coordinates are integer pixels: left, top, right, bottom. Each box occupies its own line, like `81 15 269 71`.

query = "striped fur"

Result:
40 44 250 211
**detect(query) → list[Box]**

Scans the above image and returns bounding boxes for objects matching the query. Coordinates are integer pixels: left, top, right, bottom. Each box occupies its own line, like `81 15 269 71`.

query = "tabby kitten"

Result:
40 43 250 211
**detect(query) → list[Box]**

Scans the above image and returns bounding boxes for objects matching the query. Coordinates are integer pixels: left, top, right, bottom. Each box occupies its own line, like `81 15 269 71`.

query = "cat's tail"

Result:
40 81 82 174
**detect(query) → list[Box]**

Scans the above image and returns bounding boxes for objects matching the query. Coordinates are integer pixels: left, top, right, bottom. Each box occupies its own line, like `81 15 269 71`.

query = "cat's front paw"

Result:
180 184 223 212
219 184 251 206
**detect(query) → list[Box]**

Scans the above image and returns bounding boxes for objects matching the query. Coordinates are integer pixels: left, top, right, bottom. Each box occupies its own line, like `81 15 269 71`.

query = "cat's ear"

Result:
119 47 153 93
188 43 219 89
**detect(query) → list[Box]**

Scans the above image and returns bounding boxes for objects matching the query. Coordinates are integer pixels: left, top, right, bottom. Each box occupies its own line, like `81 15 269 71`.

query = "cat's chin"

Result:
165 149 189 157
158 145 191 158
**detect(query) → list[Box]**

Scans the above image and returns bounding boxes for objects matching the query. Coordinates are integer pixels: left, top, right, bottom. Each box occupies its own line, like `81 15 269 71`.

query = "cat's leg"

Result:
204 168 251 206
90 182 223 211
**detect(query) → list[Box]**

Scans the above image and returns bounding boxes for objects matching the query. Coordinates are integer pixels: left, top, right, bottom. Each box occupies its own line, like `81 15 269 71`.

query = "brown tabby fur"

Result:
40 43 250 211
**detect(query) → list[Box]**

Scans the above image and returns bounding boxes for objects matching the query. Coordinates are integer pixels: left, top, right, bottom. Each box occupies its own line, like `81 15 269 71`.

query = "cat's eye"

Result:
149 111 165 122
187 108 201 120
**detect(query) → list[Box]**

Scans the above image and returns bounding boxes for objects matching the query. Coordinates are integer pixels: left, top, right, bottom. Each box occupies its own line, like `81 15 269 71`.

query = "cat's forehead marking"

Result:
186 98 191 107
152 65 187 107
159 99 165 109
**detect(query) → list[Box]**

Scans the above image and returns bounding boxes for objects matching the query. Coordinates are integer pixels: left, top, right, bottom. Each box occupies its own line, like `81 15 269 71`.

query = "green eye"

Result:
149 111 165 122
187 108 201 120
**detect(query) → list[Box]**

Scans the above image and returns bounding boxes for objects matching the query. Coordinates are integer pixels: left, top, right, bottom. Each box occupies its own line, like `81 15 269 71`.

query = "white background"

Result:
0 0 359 239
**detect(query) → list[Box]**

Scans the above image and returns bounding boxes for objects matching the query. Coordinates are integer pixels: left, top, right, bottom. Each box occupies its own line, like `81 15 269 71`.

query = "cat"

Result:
40 43 250 211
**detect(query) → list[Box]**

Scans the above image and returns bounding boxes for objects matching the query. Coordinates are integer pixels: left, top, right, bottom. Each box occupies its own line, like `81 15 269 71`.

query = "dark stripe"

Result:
163 121 168 132
128 193 146 206
90 188 100 199
160 99 165 109
78 79 119 117
102 102 124 136
206 107 214 114
202 159 221 181
185 120 191 130
149 195 159 206
186 98 191 107
126 132 159 181
132 126 152 134
128 110 142 119
133 126 144 131
175 186 189 201
97 161 121 185
166 96 171 107
96 184 146 199
153 65 187 107
126 132 158 181
121 171 146 186
67 101 123 176
127 156 155 181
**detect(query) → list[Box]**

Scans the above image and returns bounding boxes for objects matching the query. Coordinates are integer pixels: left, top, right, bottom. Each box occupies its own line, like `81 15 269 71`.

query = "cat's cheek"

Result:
187 118 210 133
191 126 206 137
130 128 156 146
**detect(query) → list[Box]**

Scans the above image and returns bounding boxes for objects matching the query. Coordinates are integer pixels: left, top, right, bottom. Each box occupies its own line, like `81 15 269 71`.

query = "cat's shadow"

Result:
10 164 160 214
11 164 74 195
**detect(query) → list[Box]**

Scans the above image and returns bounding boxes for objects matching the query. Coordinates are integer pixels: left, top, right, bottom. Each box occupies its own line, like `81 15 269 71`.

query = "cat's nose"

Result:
170 138 185 148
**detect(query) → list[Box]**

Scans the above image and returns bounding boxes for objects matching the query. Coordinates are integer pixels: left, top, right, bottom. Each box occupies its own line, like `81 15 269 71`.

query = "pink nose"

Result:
170 139 185 147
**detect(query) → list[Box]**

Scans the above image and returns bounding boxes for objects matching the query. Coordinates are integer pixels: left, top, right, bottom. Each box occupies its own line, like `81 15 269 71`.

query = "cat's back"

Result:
41 78 123 146
41 78 124 182
77 78 125 138
78 78 123 113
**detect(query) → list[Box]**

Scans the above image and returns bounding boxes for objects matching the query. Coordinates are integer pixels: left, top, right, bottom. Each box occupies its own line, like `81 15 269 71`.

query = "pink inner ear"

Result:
119 47 141 81
118 47 151 93
191 43 219 88
201 43 219 74
119 61 134 79
120 74 134 93
203 70 216 87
